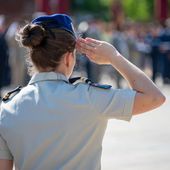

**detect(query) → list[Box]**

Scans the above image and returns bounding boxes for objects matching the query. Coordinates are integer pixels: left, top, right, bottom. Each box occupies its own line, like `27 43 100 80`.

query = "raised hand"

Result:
76 37 120 65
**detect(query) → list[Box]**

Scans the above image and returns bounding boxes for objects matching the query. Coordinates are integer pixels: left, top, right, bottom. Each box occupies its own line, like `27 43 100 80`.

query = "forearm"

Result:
110 53 166 114
110 53 161 95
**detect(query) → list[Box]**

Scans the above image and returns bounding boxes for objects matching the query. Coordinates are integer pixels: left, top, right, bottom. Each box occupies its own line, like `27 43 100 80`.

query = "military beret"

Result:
32 14 76 37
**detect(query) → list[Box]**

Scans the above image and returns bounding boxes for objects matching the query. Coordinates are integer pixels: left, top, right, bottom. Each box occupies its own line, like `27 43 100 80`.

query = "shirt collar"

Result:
28 72 69 85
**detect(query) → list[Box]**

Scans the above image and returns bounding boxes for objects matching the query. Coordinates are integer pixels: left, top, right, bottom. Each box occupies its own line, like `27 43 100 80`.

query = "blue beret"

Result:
32 14 76 37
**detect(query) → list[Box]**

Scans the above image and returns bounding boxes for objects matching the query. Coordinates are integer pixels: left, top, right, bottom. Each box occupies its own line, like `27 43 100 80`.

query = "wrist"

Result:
109 50 122 65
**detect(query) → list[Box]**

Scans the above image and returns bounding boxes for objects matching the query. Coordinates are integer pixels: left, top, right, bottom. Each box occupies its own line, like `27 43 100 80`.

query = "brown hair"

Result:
16 24 76 75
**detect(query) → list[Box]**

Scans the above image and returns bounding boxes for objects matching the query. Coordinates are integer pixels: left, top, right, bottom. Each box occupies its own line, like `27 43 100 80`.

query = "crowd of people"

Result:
75 18 170 87
0 14 170 98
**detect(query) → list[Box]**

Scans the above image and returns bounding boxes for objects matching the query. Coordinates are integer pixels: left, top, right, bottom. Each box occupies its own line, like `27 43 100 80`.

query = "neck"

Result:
37 64 70 78
54 64 69 78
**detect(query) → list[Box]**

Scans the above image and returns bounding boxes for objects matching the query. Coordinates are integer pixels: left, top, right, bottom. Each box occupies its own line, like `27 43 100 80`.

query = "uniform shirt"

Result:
0 72 136 170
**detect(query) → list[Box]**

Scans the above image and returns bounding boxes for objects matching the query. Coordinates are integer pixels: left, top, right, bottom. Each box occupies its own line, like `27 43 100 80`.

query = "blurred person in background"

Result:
73 17 104 83
75 20 89 77
159 19 170 84
111 23 130 88
6 19 28 86
124 22 138 64
85 18 103 83
6 13 47 88
0 16 11 98
135 24 151 71
148 24 162 82
98 21 117 85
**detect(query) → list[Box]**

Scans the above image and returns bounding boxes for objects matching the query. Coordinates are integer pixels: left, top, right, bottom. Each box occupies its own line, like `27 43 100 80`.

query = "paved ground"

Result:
102 85 170 170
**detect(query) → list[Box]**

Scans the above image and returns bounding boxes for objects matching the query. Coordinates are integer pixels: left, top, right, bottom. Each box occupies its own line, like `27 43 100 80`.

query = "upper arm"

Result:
88 86 136 121
0 160 13 170
132 91 165 115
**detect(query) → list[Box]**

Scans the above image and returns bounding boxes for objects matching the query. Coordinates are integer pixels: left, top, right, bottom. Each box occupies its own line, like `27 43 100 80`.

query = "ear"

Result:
64 52 72 67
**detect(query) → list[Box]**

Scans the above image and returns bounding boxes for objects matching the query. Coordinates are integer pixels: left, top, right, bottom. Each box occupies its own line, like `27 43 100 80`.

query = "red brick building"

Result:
0 0 71 16
35 0 71 14
155 0 170 22
0 0 35 16
0 0 169 22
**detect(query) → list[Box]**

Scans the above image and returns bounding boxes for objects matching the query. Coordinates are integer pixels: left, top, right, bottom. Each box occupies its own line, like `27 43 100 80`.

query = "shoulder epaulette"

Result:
2 86 22 102
69 77 112 89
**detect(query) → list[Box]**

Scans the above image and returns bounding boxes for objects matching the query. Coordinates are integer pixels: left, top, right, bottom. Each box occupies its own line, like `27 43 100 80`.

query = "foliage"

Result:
121 0 154 21
71 0 112 20
71 0 154 21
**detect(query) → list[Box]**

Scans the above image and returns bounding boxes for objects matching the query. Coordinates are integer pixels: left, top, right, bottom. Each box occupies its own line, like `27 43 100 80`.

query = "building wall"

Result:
35 0 70 14
0 0 35 15
155 0 169 22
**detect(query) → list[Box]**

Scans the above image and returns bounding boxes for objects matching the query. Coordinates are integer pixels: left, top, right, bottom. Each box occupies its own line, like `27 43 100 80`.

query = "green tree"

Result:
71 0 154 21
71 0 112 20
72 0 103 12
122 0 154 21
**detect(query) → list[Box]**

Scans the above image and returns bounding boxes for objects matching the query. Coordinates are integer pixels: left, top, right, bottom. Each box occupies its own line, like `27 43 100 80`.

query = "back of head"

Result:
16 14 76 74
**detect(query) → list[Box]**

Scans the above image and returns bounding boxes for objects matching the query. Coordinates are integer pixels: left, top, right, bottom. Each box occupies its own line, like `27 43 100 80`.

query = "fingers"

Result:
76 44 94 57
85 37 101 45
76 37 103 63
78 38 101 50
76 38 95 54
77 38 95 48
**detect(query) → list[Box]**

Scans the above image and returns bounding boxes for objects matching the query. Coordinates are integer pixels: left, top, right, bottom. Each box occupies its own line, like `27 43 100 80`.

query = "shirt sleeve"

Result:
88 86 136 121
0 135 13 160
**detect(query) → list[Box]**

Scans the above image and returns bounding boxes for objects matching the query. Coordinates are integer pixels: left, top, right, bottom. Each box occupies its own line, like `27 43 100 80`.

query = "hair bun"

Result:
19 24 46 48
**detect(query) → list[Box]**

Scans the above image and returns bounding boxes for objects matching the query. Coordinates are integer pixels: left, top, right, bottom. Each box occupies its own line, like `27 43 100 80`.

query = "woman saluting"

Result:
0 14 165 170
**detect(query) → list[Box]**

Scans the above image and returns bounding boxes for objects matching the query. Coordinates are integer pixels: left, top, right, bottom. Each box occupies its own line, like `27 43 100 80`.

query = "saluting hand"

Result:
76 37 120 65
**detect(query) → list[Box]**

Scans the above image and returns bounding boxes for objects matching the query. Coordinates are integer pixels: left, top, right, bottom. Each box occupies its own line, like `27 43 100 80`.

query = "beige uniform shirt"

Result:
0 72 136 170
